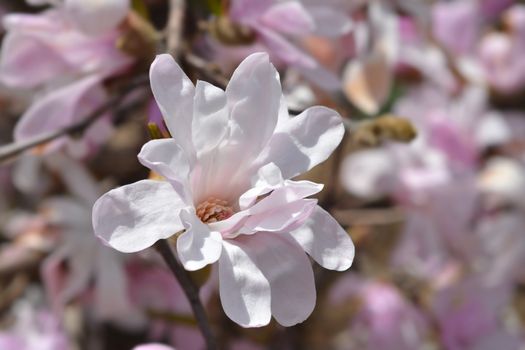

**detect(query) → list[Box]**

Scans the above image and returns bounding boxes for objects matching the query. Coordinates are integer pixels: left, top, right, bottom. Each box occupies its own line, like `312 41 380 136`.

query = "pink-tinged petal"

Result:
138 139 192 203
133 345 175 350
244 199 317 233
342 53 392 115
290 206 354 271
239 163 284 209
219 240 272 327
177 210 223 271
234 233 316 326
257 106 344 179
0 27 71 88
261 2 315 35
214 180 322 238
192 80 228 157
64 0 129 36
432 1 479 55
230 0 274 23
14 75 106 143
150 54 195 161
305 5 352 37
257 27 317 68
92 180 186 253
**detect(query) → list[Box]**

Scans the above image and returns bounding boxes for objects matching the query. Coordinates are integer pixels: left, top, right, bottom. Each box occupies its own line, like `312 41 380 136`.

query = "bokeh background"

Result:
0 0 525 349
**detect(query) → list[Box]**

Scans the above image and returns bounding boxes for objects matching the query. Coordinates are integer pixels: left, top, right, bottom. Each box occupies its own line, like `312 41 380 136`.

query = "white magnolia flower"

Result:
92 52 354 327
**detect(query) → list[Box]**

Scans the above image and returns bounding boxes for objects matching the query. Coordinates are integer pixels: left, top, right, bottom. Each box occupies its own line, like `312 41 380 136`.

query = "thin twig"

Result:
155 240 217 350
167 0 186 56
185 52 229 87
0 75 150 164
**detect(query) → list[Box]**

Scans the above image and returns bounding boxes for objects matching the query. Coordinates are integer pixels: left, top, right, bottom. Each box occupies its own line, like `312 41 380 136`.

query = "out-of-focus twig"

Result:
185 52 229 87
167 0 186 57
0 75 150 164
155 240 217 350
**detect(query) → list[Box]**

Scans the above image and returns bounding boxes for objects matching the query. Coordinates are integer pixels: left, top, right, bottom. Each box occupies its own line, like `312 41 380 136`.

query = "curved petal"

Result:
14 76 106 142
256 106 344 179
342 53 392 115
225 52 281 160
192 80 228 157
150 54 195 162
177 210 223 271
257 27 317 68
219 240 271 327
261 2 315 35
0 28 71 88
290 206 355 271
201 53 282 199
138 139 192 203
243 198 317 233
92 180 186 253
234 233 316 327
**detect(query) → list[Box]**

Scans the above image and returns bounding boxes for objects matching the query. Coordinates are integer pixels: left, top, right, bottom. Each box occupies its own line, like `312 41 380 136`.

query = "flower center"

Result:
196 197 234 223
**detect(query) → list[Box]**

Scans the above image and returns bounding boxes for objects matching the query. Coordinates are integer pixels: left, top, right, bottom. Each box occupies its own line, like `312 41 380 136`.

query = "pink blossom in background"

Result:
0 298 70 350
0 1 132 158
479 5 525 94
93 52 355 327
432 277 523 350
212 0 352 91
329 275 430 350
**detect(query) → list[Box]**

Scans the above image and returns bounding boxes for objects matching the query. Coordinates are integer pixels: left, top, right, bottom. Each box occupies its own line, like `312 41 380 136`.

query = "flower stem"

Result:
155 240 217 350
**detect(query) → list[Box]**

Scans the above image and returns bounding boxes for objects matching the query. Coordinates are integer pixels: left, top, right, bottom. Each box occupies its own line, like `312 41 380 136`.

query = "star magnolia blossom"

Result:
92 52 355 327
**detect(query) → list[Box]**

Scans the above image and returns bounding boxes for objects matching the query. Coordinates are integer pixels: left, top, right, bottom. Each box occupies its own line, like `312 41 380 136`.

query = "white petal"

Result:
138 139 192 203
290 206 355 271
150 54 195 161
234 233 316 326
192 80 228 157
257 106 344 179
239 163 284 209
92 180 186 253
219 240 271 327
177 210 223 271
225 52 281 162
244 198 317 233
197 53 283 200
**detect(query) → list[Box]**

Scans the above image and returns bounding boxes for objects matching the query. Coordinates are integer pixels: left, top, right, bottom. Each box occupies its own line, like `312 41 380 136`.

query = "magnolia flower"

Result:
0 8 131 89
211 0 352 90
0 4 132 158
39 155 133 324
93 52 354 327
328 275 429 350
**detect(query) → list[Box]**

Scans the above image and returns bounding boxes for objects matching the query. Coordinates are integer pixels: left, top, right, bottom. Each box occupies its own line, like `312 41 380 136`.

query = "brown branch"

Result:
0 75 150 164
155 240 217 350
